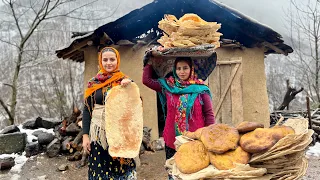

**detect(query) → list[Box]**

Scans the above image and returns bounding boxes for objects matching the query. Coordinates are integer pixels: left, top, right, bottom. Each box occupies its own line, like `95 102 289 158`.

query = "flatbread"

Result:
105 82 143 158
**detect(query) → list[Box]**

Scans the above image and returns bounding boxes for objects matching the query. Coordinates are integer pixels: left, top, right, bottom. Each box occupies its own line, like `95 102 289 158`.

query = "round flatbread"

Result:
175 140 210 174
200 124 240 154
240 126 294 153
105 82 143 158
209 146 251 170
236 121 264 133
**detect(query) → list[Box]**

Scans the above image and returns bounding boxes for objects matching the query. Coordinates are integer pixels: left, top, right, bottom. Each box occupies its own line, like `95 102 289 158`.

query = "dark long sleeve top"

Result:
82 89 104 135
142 64 215 126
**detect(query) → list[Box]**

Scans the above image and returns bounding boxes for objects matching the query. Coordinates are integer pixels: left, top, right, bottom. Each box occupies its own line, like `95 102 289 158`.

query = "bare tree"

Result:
277 79 304 110
285 0 320 108
0 0 97 125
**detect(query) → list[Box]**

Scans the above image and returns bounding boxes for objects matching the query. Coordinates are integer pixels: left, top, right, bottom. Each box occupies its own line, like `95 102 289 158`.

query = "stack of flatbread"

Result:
157 14 222 48
249 119 312 180
166 118 312 179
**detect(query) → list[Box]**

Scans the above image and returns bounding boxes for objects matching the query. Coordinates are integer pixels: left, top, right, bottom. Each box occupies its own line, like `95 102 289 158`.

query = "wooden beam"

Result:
100 32 113 45
62 51 80 59
217 60 242 65
261 41 287 56
60 33 96 59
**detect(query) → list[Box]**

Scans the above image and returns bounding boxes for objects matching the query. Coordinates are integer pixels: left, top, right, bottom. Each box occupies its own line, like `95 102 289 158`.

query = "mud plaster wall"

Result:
83 45 270 140
214 47 270 127
83 45 159 140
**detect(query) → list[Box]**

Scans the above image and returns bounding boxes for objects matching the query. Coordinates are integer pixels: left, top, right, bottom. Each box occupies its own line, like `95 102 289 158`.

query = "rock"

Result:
142 127 152 144
58 164 68 171
32 130 45 137
22 120 37 129
36 117 61 129
25 141 40 157
0 132 27 154
151 137 165 151
0 157 15 170
0 125 20 134
46 138 61 158
37 132 55 145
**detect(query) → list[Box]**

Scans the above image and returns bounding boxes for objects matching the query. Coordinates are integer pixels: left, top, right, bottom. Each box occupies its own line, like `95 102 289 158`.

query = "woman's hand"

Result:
82 134 91 153
121 78 132 87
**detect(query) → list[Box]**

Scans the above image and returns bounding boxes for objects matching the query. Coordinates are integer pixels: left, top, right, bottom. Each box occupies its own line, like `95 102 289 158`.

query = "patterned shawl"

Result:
84 47 126 99
158 63 211 136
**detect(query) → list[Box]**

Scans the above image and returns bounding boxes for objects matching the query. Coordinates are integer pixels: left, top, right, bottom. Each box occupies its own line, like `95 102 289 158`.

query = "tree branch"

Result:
0 38 19 48
8 0 24 39
0 97 14 121
44 0 99 20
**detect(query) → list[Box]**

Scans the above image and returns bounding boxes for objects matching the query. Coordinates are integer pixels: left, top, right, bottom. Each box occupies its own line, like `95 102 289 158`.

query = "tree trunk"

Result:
9 48 23 125
277 80 304 110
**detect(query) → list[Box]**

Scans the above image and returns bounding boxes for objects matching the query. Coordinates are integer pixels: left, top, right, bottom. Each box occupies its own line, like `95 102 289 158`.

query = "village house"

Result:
56 0 293 140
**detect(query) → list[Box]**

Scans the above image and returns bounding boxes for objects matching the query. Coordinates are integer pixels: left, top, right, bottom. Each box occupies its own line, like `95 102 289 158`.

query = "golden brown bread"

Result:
175 140 210 174
183 127 205 140
240 126 295 153
240 128 275 153
209 146 251 170
272 125 295 137
236 121 264 133
200 124 240 154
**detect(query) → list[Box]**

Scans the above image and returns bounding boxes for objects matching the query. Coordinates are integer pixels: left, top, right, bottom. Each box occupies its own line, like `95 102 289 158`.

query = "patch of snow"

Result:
10 174 21 180
10 152 28 173
0 153 16 159
0 152 28 174
17 124 55 143
306 142 320 157
230 12 241 19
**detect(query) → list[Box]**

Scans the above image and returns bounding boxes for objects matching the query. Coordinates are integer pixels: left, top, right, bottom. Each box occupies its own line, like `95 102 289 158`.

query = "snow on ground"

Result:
307 142 320 157
9 174 21 180
0 125 55 179
17 124 55 143
0 152 28 174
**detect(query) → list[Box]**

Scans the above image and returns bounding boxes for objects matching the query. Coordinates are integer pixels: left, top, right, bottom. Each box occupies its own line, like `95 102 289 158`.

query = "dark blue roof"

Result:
93 0 292 54
56 0 293 61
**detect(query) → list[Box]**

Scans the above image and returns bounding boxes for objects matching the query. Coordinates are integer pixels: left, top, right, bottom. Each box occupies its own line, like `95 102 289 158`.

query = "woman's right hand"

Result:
82 134 91 152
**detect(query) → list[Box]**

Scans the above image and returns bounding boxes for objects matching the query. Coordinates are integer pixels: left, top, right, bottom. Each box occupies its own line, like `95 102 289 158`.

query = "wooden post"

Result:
306 96 312 129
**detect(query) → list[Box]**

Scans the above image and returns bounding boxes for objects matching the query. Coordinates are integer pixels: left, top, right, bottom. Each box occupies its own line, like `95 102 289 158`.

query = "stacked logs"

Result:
58 108 88 167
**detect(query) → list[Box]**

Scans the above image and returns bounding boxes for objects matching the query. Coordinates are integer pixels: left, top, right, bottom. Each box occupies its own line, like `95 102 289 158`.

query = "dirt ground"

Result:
302 156 320 180
1 150 319 180
0 150 168 180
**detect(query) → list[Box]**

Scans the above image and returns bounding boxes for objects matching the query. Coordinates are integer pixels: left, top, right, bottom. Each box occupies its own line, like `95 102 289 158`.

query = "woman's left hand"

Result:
121 78 132 87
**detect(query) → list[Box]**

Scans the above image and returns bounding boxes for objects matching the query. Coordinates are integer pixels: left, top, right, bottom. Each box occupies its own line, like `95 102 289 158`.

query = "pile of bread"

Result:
169 118 312 179
157 14 222 49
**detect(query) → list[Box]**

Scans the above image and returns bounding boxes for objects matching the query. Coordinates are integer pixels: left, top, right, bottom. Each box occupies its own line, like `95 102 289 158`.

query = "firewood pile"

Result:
58 109 160 167
57 108 88 167
0 107 164 171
